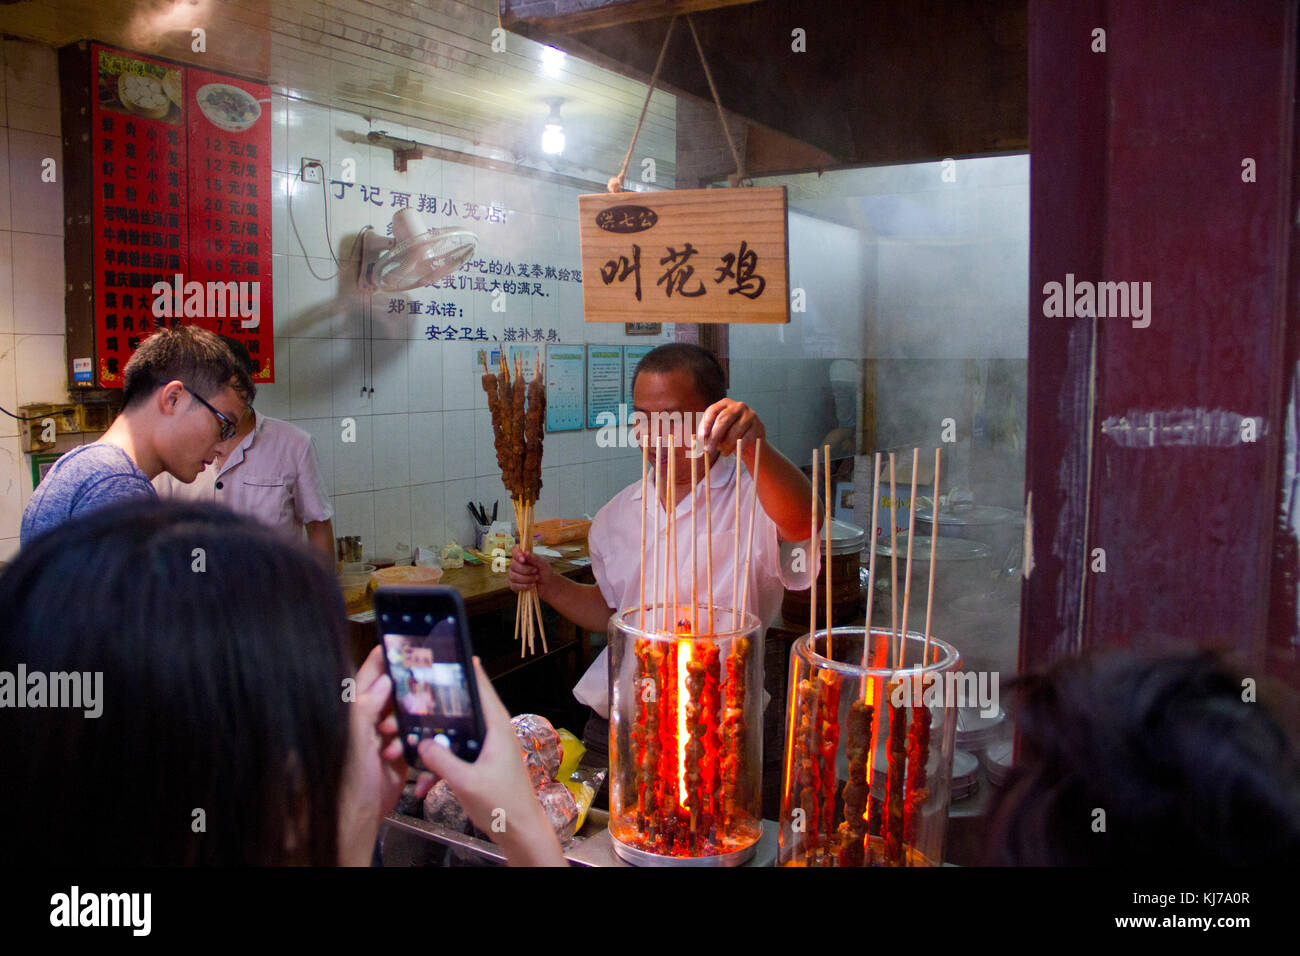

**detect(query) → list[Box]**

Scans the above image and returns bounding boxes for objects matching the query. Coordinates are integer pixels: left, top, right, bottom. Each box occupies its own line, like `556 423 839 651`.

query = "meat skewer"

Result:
720 635 751 833
817 668 841 863
837 697 875 866
794 674 822 858
904 701 931 862
883 680 909 866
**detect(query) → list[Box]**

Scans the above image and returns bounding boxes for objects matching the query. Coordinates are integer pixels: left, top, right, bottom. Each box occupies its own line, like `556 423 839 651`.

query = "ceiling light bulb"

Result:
541 123 565 155
540 45 566 78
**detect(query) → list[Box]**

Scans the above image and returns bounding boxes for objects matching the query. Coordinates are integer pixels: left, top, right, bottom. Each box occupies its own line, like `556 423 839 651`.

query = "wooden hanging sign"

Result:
578 186 789 324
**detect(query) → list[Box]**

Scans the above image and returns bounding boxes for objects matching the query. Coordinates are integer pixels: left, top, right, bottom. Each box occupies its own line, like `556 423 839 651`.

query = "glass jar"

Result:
608 603 763 866
778 626 961 866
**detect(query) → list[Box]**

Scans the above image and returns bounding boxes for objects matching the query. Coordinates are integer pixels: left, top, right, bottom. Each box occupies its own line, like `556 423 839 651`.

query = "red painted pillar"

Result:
1023 1 1299 688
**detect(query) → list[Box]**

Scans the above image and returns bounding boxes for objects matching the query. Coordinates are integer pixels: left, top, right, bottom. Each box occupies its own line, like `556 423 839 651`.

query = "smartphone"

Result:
374 586 486 766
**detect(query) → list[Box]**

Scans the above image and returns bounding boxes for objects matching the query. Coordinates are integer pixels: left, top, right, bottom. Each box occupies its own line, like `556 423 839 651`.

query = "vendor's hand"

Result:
337 643 431 866
695 398 767 461
417 658 567 867
508 545 555 599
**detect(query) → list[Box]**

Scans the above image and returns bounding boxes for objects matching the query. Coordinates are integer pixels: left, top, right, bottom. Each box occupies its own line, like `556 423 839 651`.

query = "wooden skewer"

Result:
690 437 698 635
531 503 548 653
810 450 819 645
652 434 662 632
732 438 742 624
862 452 882 690
704 442 714 636
639 436 649 632
739 439 763 619
889 452 898 669
922 449 941 668
669 439 678 629
824 443 832 659
898 448 920 670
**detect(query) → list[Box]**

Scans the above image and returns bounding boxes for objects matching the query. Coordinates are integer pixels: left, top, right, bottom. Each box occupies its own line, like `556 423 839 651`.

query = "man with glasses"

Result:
20 326 254 545
154 337 335 568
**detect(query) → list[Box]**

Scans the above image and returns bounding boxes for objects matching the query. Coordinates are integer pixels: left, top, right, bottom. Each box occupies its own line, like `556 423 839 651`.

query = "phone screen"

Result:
377 589 483 763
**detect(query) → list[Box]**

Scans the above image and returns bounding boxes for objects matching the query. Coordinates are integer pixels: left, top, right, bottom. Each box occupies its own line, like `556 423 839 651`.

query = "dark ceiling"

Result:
505 0 1028 167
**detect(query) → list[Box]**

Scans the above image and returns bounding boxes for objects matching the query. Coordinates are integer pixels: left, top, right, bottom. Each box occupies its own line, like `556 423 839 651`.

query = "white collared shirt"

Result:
575 452 818 717
153 411 333 543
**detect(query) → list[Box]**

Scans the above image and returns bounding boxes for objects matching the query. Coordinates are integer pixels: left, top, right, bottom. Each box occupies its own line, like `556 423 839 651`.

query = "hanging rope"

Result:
609 13 746 191
610 16 678 192
685 14 745 185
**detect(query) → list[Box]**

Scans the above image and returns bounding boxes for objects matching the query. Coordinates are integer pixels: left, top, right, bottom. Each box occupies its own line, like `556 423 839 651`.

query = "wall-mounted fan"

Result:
357 207 478 292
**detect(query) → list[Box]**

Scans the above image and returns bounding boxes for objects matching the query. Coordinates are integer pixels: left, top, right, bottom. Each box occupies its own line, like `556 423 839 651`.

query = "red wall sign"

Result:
90 44 273 386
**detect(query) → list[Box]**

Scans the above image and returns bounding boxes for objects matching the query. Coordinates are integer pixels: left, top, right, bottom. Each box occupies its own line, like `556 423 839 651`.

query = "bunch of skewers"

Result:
786 444 943 866
621 431 764 856
480 353 547 657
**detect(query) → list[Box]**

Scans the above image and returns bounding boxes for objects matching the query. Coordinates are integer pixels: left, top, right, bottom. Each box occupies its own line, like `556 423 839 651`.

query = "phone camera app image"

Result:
383 619 471 722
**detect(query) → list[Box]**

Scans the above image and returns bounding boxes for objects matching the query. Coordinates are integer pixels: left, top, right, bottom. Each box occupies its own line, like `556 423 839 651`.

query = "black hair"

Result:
122 325 257 409
219 334 257 379
0 501 351 865
985 650 1300 866
631 343 727 406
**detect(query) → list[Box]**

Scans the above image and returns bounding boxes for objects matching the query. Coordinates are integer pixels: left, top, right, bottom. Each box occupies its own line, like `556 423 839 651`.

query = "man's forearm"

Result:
742 442 816 542
538 574 614 633
307 519 336 570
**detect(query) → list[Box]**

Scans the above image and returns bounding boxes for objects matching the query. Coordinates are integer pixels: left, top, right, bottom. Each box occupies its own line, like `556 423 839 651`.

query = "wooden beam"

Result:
499 0 761 34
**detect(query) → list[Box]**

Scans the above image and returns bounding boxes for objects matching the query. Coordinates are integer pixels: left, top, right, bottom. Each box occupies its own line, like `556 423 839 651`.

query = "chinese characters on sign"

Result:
91 47 188 385
186 69 274 379
578 187 789 324
330 181 509 229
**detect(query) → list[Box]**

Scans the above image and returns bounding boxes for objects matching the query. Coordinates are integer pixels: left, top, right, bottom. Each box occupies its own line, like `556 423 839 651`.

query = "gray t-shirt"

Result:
20 443 157 545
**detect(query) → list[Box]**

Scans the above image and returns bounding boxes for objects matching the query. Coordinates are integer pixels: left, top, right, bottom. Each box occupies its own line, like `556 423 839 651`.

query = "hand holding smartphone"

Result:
374 586 486 766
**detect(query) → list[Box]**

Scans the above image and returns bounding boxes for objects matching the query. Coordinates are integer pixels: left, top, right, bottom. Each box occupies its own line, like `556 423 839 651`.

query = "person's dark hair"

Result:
985 650 1300 866
0 500 351 865
219 334 257 379
631 343 727 406
122 325 256 409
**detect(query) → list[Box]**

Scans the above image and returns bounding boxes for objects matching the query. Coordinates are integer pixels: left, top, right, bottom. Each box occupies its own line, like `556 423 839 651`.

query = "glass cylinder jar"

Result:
608 603 763 866
778 626 961 867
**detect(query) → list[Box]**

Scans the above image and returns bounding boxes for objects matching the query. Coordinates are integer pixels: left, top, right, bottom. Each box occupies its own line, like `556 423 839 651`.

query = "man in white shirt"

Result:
154 338 335 566
509 343 818 720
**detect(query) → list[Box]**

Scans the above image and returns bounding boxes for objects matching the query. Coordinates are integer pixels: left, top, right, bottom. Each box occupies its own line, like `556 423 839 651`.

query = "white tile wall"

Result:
8 129 61 236
11 232 63 332
0 232 11 334
3 41 58 136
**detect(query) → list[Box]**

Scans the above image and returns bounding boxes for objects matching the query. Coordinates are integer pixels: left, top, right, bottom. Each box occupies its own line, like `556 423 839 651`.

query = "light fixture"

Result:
541 98 565 155
540 45 566 78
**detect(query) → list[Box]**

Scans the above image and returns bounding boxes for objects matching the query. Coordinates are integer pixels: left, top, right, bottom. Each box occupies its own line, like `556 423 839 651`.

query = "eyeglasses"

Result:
183 385 240 442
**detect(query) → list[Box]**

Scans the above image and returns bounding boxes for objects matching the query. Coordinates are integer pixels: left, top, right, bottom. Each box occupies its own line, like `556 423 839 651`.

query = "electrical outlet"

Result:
301 158 323 184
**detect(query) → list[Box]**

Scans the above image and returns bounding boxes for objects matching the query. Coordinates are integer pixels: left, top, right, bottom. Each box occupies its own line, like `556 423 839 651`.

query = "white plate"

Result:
196 83 262 132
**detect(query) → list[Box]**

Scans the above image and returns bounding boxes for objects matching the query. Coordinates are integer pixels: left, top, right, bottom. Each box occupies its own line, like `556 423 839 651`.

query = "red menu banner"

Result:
89 44 274 386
